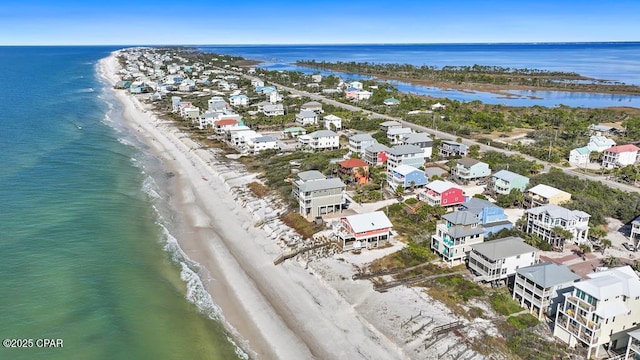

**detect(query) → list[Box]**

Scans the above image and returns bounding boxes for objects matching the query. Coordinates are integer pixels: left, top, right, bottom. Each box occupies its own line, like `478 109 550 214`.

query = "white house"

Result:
335 211 393 251
402 133 433 159
602 144 640 169
349 133 377 158
295 110 319 126
348 81 363 90
431 210 484 264
586 135 616 152
323 114 342 130
229 94 249 106
301 101 323 113
569 146 591 166
468 236 539 283
387 127 413 145
292 170 345 218
262 104 285 117
299 130 339 151
386 145 425 171
553 266 640 359
525 204 590 248
247 136 279 154
355 90 373 100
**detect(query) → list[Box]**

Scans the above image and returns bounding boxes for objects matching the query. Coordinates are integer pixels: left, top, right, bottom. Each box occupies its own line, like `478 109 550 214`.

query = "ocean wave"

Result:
76 87 95 93
142 175 161 199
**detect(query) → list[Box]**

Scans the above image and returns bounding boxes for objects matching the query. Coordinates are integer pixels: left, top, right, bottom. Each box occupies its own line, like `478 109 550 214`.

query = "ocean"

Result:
0 47 243 359
200 42 640 108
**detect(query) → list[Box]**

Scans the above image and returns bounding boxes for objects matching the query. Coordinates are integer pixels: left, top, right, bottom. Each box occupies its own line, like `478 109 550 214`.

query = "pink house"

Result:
421 180 466 207
344 87 359 99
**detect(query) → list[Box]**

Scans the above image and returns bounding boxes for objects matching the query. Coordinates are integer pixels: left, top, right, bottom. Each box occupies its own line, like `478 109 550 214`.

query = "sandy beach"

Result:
98 51 474 360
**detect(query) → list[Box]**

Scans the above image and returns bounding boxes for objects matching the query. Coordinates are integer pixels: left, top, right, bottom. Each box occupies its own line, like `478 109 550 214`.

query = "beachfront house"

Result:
553 266 640 359
386 145 425 172
298 130 340 151
630 215 640 247
337 158 370 185
601 144 640 169
459 198 512 237
523 184 572 209
247 136 279 154
387 165 427 191
431 210 484 264
420 180 465 207
468 236 539 284
292 170 346 218
525 204 590 248
336 211 392 251
348 133 377 158
512 262 579 320
364 143 390 167
451 158 491 184
439 141 468 158
295 110 319 126
401 133 433 159
491 170 530 195
323 114 342 130
213 119 239 135
387 127 413 145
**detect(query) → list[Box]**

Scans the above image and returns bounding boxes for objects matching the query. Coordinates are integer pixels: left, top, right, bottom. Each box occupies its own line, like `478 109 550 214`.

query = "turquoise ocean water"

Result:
0 47 243 359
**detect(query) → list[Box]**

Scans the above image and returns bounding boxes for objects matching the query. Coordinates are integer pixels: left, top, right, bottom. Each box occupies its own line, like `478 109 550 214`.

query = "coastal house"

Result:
491 170 530 195
387 127 413 145
439 141 468 158
379 120 402 132
553 266 640 359
300 101 323 113
323 114 342 130
355 90 373 101
431 102 447 111
602 144 640 169
401 133 433 159
420 180 465 207
246 136 279 154
383 97 400 106
229 94 249 106
630 215 640 247
250 78 264 88
292 170 346 218
180 105 200 120
468 236 539 284
336 211 393 251
348 81 363 90
523 184 572 209
586 135 616 152
459 198 513 237
208 96 228 112
431 210 484 264
624 330 640 360
348 133 377 158
213 119 239 135
344 87 360 99
337 158 370 185
295 110 319 126
525 204 590 248
386 144 425 171
283 126 307 138
387 165 427 190
230 130 260 148
512 262 579 320
588 124 619 136
569 147 591 166
311 74 322 83
262 104 285 117
364 143 390 167
451 158 491 184
298 130 340 151
224 124 252 142
255 85 277 94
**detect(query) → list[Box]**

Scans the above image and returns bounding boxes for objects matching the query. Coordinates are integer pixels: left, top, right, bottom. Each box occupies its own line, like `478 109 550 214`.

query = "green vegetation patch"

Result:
490 291 523 316
507 313 539 330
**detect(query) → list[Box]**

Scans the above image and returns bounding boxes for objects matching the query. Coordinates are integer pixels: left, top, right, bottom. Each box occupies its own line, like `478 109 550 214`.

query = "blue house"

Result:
388 165 427 190
459 198 512 237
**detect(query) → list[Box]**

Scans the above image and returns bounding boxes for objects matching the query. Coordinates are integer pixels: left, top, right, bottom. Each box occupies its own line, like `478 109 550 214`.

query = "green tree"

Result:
552 226 574 250
468 144 481 159
395 184 405 196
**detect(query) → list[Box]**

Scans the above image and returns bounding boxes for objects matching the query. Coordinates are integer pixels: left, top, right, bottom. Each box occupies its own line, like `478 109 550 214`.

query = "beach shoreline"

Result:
98 50 451 360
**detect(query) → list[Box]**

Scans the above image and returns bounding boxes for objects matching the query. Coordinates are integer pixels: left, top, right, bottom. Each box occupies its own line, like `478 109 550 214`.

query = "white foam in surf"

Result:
141 176 161 199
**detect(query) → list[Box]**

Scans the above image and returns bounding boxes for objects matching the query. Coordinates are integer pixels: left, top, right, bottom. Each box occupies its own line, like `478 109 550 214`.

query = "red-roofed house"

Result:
338 158 370 185
214 119 239 135
602 144 640 169
420 180 466 207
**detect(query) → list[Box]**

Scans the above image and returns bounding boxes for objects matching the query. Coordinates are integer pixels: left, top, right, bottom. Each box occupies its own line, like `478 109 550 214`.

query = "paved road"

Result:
232 69 640 194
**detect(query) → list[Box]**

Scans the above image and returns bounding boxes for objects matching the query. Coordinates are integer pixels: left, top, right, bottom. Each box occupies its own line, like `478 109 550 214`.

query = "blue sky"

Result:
1 0 639 45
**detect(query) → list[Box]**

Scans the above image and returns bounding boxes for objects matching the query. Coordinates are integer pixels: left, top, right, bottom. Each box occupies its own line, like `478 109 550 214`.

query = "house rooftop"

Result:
297 170 326 181
605 144 640 153
402 132 432 143
392 164 422 176
252 136 276 143
493 169 529 182
350 133 375 142
526 184 570 199
515 262 580 288
457 157 481 167
573 146 591 155
388 144 423 156
471 236 537 261
526 204 590 221
461 198 500 214
309 130 338 138
338 158 369 169
366 143 390 153
298 178 346 192
298 110 317 117
443 210 479 226
380 120 402 127
574 265 640 300
426 180 461 194
342 211 393 234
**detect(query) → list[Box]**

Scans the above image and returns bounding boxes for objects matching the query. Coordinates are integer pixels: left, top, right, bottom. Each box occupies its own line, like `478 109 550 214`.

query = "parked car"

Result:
622 242 634 251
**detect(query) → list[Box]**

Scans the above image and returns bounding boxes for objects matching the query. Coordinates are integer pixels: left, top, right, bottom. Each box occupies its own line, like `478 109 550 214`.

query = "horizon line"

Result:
2 40 640 47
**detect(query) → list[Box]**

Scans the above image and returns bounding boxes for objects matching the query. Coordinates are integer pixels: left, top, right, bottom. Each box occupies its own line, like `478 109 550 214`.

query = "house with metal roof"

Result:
323 114 342 130
525 204 590 248
387 165 427 190
387 127 413 145
295 110 319 126
431 210 484 264
569 146 591 166
452 158 491 183
292 171 345 218
602 144 640 169
336 211 393 251
402 133 433 159
349 133 377 158
338 158 369 185
491 170 530 195
586 135 616 153
364 143 390 167
460 198 513 236
439 140 468 158
468 236 539 283
553 266 640 359
386 144 425 171
524 184 572 209
421 180 466 207
513 262 579 320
